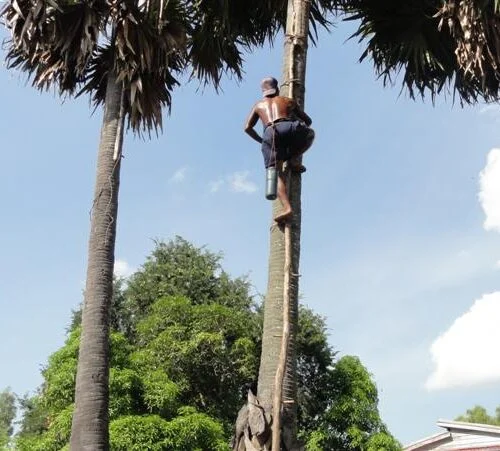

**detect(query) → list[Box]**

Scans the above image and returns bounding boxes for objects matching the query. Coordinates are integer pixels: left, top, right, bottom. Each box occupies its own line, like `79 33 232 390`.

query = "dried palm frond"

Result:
437 0 500 100
106 0 186 133
341 0 500 103
2 0 106 93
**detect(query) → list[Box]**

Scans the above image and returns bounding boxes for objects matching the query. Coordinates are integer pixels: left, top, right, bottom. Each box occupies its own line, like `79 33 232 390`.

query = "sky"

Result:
1 17 500 446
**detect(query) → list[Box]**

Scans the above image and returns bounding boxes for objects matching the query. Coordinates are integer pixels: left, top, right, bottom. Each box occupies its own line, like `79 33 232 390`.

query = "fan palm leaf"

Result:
185 0 342 87
437 0 500 99
341 0 500 103
2 0 106 92
77 0 187 133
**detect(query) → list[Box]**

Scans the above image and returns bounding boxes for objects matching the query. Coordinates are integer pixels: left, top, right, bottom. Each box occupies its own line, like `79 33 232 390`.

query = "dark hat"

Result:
261 77 279 97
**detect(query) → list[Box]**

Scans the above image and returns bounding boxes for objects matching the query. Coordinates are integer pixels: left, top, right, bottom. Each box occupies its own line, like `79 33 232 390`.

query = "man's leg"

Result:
274 161 293 223
289 127 315 173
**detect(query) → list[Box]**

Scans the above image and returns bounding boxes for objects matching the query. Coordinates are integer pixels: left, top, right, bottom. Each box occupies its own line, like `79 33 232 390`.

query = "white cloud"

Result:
169 167 188 184
424 148 500 389
208 171 258 194
426 291 500 390
209 178 224 193
114 259 134 278
228 171 257 194
479 149 500 232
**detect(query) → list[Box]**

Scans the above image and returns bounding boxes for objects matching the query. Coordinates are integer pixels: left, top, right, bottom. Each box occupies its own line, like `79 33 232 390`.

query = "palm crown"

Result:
1 0 337 134
342 0 500 103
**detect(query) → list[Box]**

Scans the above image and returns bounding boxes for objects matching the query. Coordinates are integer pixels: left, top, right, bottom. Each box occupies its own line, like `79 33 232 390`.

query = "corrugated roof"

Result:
404 421 500 450
404 431 452 450
437 421 500 436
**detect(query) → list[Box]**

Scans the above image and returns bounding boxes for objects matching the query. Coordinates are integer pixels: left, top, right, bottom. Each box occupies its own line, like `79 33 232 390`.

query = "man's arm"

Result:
244 106 262 144
292 101 312 126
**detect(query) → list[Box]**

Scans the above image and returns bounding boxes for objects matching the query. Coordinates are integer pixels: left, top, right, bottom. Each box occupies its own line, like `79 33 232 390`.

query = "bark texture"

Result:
70 73 124 451
271 224 292 451
256 0 310 449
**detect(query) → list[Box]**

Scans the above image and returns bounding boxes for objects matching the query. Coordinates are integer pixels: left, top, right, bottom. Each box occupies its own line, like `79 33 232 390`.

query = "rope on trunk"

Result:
271 195 292 451
113 86 125 161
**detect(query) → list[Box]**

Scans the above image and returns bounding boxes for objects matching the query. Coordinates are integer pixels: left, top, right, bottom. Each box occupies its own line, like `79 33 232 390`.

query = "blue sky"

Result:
2 19 500 445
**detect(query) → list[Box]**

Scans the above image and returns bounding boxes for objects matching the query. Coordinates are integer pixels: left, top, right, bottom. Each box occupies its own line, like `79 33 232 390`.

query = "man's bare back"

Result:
245 96 312 142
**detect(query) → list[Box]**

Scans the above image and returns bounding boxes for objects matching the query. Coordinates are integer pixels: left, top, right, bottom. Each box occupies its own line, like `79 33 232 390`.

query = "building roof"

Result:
436 421 500 436
404 421 500 451
404 431 452 450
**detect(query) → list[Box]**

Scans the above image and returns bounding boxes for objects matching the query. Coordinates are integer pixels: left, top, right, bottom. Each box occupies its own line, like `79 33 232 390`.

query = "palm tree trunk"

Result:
257 0 310 449
70 72 124 451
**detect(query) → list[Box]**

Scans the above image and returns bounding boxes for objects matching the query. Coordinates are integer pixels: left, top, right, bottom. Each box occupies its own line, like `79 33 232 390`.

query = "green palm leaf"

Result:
342 0 500 103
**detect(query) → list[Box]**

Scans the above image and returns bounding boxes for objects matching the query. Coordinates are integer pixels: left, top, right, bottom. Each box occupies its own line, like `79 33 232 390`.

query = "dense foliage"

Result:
15 237 399 450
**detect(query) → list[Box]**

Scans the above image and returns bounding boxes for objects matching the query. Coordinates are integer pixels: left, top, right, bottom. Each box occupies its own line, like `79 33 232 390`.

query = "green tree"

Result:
456 405 500 426
15 326 233 451
110 411 230 451
304 356 401 451
132 295 260 431
123 237 255 336
295 308 337 434
0 388 16 449
17 393 47 438
120 239 342 435
16 239 397 450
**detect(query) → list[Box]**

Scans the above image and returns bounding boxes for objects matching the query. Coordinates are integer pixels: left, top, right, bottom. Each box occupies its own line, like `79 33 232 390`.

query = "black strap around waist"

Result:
265 118 292 129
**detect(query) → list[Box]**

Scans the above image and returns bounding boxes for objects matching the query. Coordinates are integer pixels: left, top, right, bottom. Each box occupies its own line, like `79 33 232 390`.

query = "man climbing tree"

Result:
245 77 315 223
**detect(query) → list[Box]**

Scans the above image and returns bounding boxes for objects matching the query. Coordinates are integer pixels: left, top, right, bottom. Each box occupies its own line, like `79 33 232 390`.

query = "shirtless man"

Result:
244 77 315 223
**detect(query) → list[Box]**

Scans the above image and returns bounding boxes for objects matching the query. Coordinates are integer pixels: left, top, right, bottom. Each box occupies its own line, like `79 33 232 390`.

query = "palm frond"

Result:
341 0 500 103
437 0 500 100
1 0 341 134
187 0 340 88
2 0 106 93
186 0 281 88
79 1 186 134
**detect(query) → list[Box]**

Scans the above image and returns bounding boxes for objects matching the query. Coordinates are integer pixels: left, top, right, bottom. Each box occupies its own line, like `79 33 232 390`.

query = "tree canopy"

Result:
14 237 399 450
0 388 16 450
304 355 401 451
456 405 500 426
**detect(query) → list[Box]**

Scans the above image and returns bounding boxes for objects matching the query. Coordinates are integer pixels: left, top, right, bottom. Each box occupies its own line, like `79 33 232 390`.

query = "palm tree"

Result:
257 1 312 449
0 1 330 448
256 1 340 450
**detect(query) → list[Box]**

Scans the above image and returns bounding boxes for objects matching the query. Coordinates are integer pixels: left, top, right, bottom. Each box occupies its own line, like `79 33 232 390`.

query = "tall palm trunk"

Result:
257 0 310 449
70 72 124 451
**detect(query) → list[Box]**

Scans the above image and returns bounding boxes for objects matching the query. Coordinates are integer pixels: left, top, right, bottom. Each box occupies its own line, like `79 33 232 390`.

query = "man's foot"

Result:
275 209 293 223
290 163 306 173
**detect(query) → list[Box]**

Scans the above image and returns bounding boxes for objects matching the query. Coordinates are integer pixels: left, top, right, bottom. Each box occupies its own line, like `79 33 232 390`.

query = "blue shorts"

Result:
261 120 311 168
